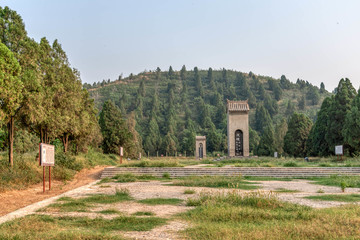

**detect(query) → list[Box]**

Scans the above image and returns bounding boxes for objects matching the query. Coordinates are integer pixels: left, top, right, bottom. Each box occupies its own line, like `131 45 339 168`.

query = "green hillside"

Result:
86 67 331 156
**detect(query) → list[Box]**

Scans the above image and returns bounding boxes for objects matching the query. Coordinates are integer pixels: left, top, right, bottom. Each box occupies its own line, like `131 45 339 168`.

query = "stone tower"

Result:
227 100 250 157
195 136 206 159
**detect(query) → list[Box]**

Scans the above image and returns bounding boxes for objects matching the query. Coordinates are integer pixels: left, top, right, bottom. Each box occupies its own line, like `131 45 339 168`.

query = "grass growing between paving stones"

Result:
274 188 300 193
305 194 360 202
132 211 155 216
138 198 183 205
181 191 360 239
41 188 132 212
97 209 122 214
0 214 166 239
172 176 259 190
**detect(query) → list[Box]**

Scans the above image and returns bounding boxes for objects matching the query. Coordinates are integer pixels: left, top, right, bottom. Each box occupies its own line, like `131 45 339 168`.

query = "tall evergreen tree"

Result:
274 118 288 154
99 100 131 154
320 82 326 93
284 112 312 157
180 65 186 81
298 95 306 110
256 124 275 156
343 90 360 155
254 103 272 134
325 78 356 154
168 66 175 80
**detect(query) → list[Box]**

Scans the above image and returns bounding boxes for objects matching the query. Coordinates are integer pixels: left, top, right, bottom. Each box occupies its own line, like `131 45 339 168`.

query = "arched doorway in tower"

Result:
199 143 204 158
235 130 243 156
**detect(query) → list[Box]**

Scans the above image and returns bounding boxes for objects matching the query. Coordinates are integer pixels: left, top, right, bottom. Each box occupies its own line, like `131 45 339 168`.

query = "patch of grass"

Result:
162 172 171 179
181 191 360 239
98 209 121 214
111 173 157 183
274 188 300 193
310 175 360 188
42 188 132 212
97 177 112 184
283 161 299 167
184 189 196 194
317 189 325 193
244 176 294 181
138 198 183 205
118 159 181 168
305 194 360 202
132 211 155 216
172 175 259 190
0 214 166 239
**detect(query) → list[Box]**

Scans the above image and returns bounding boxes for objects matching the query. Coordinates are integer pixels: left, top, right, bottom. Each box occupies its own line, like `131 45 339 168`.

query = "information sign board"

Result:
120 147 123 157
40 143 55 166
335 145 343 155
274 152 278 158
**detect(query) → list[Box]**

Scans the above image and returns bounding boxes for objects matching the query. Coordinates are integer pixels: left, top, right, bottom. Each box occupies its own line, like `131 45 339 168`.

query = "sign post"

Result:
39 143 55 193
335 145 343 161
119 146 123 164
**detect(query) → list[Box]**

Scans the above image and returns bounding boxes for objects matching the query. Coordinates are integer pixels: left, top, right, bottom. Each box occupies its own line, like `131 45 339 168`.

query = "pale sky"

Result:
2 0 360 91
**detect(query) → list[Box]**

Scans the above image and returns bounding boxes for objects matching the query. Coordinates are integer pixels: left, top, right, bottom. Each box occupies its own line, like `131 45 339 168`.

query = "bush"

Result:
56 151 83 171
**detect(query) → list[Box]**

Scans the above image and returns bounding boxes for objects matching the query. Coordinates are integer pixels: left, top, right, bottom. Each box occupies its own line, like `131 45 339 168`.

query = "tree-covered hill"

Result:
86 67 331 156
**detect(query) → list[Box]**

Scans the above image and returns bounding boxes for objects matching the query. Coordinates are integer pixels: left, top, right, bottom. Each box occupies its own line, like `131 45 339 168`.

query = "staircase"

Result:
101 167 360 179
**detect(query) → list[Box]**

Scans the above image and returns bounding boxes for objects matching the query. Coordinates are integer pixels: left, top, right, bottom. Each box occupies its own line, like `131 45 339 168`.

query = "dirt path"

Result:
0 165 106 216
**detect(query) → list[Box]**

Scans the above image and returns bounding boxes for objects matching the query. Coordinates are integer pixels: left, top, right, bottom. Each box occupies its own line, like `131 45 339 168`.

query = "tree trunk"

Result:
8 116 14 167
62 134 69 153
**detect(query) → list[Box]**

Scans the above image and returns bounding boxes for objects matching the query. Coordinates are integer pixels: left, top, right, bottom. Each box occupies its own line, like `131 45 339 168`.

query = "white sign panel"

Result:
120 147 123 157
274 152 278 158
40 143 55 166
335 145 343 155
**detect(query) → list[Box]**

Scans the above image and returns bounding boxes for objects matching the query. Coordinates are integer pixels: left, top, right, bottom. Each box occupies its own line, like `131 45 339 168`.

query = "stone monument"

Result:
227 100 250 157
195 136 206 159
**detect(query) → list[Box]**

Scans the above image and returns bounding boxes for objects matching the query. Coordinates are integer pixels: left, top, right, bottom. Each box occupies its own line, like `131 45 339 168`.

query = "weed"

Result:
184 189 196 194
274 188 300 193
162 172 171 179
305 194 360 202
172 175 259 190
132 211 155 216
317 189 325 193
138 198 183 205
98 209 121 214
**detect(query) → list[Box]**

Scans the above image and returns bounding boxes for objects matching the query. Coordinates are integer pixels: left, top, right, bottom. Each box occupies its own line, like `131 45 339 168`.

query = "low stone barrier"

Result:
101 167 360 178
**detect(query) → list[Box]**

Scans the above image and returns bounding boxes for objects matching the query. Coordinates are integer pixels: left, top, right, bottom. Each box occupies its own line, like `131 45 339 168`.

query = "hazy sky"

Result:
2 0 360 91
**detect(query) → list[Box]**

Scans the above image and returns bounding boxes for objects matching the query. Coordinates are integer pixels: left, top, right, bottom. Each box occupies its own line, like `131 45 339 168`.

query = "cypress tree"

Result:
284 112 312 157
256 124 275 156
99 100 131 154
254 103 272 134
325 78 356 154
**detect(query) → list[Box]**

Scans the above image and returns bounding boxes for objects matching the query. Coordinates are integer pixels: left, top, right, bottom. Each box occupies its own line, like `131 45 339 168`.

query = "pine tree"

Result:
180 65 186 81
306 86 320 105
298 95 306 110
168 66 175 80
254 103 272 134
99 100 131 154
325 78 356 154
343 90 360 155
256 124 275 156
195 74 203 97
208 67 215 90
249 127 260 153
307 97 333 156
320 82 326 93
274 118 288 154
280 75 291 89
284 112 312 157
285 100 295 116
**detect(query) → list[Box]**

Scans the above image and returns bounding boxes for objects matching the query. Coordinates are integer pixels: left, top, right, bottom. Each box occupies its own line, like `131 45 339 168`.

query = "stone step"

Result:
101 167 360 179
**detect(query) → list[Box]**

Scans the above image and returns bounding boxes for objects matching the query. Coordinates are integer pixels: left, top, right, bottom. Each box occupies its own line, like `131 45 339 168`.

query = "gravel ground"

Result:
2 179 360 239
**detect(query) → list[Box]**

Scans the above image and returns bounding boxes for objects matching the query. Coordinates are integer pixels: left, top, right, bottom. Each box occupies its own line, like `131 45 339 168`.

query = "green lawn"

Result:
172 175 259 190
137 198 183 205
305 194 360 202
181 191 360 239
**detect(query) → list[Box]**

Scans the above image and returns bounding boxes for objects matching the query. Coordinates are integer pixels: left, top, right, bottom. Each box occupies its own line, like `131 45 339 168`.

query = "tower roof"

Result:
227 99 250 112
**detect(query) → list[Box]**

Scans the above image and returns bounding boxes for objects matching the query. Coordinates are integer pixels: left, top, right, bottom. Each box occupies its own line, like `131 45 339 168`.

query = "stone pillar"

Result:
195 136 206 159
227 100 250 157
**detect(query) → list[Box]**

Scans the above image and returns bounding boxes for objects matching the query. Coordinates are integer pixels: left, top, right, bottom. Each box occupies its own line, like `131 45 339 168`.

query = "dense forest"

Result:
87 66 331 157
